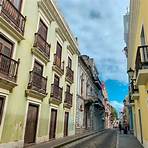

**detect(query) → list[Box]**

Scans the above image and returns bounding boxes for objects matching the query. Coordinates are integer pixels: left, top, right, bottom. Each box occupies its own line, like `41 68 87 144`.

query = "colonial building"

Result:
102 83 112 129
0 0 79 147
125 0 148 147
76 55 105 134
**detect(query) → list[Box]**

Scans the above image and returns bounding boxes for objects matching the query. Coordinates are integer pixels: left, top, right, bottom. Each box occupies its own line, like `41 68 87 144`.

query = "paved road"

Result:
62 130 117 148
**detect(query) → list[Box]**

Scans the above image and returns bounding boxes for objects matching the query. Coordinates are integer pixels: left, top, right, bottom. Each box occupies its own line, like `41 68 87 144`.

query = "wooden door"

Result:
49 109 57 139
24 104 38 144
64 112 69 137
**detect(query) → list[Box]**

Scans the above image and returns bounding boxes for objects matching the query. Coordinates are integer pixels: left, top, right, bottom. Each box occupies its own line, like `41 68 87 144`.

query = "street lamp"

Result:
127 68 134 80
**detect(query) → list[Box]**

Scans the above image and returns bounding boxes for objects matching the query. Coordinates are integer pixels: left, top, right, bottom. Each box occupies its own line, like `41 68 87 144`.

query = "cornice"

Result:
38 0 80 55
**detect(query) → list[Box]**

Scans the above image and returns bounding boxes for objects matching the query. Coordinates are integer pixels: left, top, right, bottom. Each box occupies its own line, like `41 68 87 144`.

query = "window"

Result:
33 61 43 75
10 0 22 11
0 35 13 57
68 57 72 69
56 42 62 66
0 35 13 74
0 96 5 125
80 75 84 96
38 19 48 40
54 75 59 86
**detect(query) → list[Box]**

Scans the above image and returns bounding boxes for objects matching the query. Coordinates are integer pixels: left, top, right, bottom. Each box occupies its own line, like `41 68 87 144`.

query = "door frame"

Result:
0 92 9 141
23 99 41 144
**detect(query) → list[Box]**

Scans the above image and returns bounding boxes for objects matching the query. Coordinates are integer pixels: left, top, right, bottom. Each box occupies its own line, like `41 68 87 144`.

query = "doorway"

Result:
49 109 57 139
64 112 69 136
24 104 39 144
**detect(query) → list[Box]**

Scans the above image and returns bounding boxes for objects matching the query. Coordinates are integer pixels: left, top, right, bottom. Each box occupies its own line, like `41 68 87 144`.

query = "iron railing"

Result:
27 71 47 94
33 33 50 58
0 53 19 82
0 0 26 34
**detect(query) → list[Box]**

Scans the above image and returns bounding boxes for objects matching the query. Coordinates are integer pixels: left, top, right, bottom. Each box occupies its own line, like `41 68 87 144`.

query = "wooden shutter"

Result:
54 75 59 86
68 57 72 69
33 61 43 75
38 20 48 40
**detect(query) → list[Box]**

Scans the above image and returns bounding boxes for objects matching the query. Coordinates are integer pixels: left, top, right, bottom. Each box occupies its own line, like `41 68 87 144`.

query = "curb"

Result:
54 129 105 148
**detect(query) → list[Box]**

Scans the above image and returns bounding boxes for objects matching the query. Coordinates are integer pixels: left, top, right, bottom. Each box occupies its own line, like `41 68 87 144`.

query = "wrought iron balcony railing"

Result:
66 66 74 83
64 91 73 106
0 53 19 82
135 45 148 77
33 33 50 58
0 0 26 35
50 84 63 101
27 71 47 94
53 54 64 71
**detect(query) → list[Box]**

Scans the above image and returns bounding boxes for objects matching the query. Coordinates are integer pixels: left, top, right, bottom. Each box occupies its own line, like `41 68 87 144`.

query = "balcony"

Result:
135 45 148 85
64 91 73 108
50 84 63 105
0 53 19 90
65 66 74 84
52 54 64 76
32 33 51 63
26 71 47 100
0 0 26 41
130 80 139 100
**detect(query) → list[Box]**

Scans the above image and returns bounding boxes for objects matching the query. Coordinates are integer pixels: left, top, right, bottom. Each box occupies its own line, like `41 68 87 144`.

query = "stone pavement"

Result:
117 133 144 148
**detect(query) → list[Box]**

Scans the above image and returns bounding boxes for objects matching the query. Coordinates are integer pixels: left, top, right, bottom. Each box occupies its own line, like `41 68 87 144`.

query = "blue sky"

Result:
56 0 129 113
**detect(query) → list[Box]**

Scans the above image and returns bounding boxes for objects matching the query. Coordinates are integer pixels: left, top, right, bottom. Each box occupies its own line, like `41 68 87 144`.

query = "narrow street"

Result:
60 130 117 148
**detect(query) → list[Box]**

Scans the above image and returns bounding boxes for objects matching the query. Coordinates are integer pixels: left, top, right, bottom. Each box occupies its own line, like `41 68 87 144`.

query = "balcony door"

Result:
0 36 13 74
68 57 72 69
54 75 59 86
56 42 62 67
33 61 43 90
38 20 48 41
10 0 22 11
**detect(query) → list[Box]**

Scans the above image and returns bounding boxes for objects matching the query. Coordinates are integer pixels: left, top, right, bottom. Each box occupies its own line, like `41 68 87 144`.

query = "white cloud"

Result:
57 0 129 83
110 100 124 113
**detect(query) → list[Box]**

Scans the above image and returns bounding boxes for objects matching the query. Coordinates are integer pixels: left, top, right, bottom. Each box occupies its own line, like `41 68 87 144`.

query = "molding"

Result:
31 48 50 64
0 17 24 42
49 97 62 105
36 135 49 144
52 65 64 76
38 0 80 55
25 89 47 100
0 77 17 92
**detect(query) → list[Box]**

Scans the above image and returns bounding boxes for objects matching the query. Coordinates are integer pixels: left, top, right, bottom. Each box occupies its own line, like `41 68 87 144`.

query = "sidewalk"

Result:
117 133 143 148
28 129 105 148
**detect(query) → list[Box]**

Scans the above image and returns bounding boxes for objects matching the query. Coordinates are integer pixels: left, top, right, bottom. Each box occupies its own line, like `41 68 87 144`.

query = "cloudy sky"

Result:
56 0 129 113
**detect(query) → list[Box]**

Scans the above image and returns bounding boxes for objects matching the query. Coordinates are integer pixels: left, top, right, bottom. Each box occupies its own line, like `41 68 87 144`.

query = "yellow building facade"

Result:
0 0 79 147
127 0 148 147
